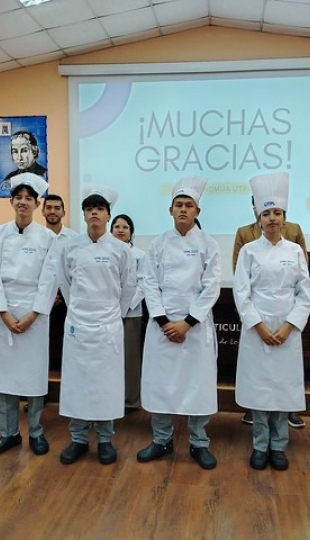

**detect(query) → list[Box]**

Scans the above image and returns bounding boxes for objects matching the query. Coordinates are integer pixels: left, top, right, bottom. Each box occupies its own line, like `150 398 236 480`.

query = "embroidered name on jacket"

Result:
280 259 295 266
94 256 110 263
183 249 198 257
21 247 36 254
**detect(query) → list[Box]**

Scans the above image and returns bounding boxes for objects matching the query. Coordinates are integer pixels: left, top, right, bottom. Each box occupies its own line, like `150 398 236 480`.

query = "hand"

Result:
162 320 190 343
273 322 293 345
0 312 22 334
254 322 281 346
16 312 39 333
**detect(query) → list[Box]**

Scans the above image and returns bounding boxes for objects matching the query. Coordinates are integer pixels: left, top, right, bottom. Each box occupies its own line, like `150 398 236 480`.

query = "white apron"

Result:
141 227 220 415
59 234 136 421
0 221 58 396
234 236 310 411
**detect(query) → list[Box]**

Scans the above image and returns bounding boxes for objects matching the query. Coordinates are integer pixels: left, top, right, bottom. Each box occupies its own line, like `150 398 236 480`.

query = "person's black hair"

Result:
110 214 135 238
11 184 38 200
81 194 110 214
194 217 201 229
43 193 64 210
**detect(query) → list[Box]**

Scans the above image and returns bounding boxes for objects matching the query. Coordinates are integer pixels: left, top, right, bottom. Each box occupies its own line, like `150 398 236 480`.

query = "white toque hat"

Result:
11 172 48 198
172 176 208 205
250 172 289 216
82 185 119 209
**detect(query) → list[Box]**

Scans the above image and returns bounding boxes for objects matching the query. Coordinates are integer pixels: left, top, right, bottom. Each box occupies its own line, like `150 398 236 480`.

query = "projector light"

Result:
20 0 53 6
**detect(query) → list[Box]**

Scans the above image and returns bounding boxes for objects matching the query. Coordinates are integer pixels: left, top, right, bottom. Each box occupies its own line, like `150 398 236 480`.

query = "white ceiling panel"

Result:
0 8 42 39
0 48 13 62
112 28 161 45
18 49 66 66
0 0 308 72
160 18 209 35
27 0 94 27
210 16 262 31
209 0 265 21
48 19 108 48
263 21 310 35
1 30 58 58
0 0 22 13
265 0 310 26
99 8 157 38
0 60 22 72
63 41 112 56
88 0 149 17
154 0 209 26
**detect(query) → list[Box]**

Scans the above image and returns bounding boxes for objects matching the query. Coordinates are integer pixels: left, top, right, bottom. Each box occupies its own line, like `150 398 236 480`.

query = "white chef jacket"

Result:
0 221 58 396
141 225 221 415
55 225 78 253
54 225 78 291
233 235 310 411
59 232 136 420
127 245 145 318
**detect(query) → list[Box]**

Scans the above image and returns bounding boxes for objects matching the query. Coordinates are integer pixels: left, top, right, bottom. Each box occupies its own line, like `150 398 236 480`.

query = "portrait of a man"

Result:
0 117 48 197
4 130 47 180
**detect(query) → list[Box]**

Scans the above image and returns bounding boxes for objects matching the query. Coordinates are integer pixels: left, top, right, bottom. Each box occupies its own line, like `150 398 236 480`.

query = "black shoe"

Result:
0 433 22 454
288 412 306 428
269 450 289 471
242 410 253 424
29 435 49 455
250 449 268 470
60 442 89 464
98 442 117 464
137 440 174 462
190 445 217 469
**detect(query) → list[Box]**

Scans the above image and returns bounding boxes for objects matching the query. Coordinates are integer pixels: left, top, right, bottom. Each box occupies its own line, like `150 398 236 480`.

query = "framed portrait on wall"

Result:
0 116 48 198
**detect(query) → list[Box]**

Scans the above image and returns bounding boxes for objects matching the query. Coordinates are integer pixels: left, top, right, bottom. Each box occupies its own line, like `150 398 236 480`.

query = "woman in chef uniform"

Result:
59 187 136 466
137 177 221 470
233 172 310 471
111 214 145 414
0 173 58 456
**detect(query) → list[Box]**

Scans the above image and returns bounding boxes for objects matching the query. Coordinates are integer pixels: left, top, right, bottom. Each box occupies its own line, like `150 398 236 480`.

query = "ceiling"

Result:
1 0 310 73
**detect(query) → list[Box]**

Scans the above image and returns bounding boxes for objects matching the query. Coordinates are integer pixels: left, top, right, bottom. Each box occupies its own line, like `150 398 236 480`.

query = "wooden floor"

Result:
1 404 310 540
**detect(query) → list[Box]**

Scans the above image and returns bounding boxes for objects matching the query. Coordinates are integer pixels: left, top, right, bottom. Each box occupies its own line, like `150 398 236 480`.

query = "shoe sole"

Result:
137 451 173 463
60 449 89 464
270 462 289 471
288 421 306 428
0 441 22 454
250 461 268 470
137 447 174 463
190 456 217 469
60 455 86 464
98 455 117 465
30 447 49 455
0 434 23 454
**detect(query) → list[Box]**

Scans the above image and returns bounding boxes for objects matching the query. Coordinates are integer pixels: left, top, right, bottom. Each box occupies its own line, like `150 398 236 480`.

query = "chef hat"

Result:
172 176 207 205
11 172 48 198
82 185 119 209
250 172 289 216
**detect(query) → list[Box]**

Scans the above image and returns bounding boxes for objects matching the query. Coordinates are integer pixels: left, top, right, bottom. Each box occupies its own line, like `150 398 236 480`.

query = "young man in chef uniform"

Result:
59 187 136 465
137 177 221 469
0 173 58 455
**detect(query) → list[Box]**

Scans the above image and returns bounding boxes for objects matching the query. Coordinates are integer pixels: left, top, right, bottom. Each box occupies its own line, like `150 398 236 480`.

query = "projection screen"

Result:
60 59 310 284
